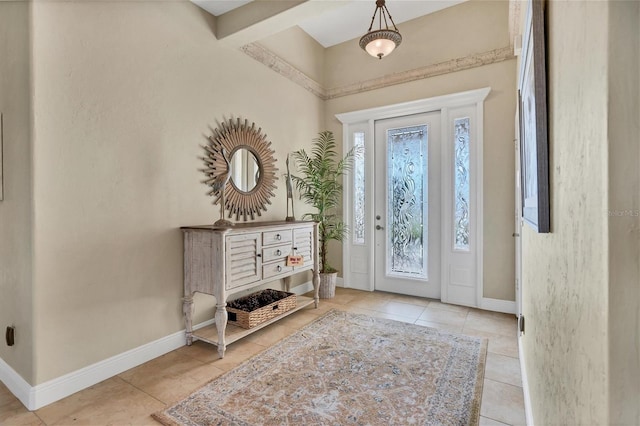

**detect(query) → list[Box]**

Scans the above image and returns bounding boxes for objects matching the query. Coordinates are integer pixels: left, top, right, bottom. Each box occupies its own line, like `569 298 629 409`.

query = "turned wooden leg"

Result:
313 270 320 308
215 299 228 358
183 294 194 345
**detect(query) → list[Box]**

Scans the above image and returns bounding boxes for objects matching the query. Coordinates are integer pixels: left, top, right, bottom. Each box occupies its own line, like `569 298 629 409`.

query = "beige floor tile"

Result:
414 319 464 333
0 383 43 426
463 328 520 358
176 339 222 363
479 415 510 426
274 310 321 329
480 379 526 426
485 353 522 387
244 322 297 346
386 293 432 307
300 300 342 316
118 351 224 404
364 310 416 324
35 377 164 426
379 300 427 319
323 291 360 305
348 295 390 311
207 340 267 371
418 306 468 327
427 300 471 314
465 311 517 337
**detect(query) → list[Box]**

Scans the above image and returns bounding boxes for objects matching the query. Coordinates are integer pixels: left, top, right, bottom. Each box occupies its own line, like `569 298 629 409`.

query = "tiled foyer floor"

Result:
1 288 525 425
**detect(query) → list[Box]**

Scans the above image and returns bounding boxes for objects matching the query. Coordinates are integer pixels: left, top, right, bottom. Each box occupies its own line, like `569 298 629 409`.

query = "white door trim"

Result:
337 88 491 304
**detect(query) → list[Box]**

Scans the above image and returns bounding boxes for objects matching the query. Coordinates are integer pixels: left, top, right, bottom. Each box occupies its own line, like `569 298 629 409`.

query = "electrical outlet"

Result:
6 326 15 346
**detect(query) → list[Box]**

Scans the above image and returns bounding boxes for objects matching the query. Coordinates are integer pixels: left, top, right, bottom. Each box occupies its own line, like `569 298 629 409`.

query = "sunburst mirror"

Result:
202 118 278 225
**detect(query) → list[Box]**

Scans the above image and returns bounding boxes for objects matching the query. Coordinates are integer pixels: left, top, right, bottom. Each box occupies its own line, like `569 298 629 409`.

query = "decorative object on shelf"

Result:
226 289 296 329
202 118 279 224
291 131 355 298
518 0 550 233
285 153 296 221
359 0 402 60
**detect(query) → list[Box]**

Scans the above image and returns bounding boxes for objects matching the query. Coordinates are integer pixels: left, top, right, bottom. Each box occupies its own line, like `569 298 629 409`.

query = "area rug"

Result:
153 310 487 426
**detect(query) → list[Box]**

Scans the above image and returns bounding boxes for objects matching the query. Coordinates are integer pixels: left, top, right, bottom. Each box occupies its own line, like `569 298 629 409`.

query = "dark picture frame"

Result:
518 0 550 233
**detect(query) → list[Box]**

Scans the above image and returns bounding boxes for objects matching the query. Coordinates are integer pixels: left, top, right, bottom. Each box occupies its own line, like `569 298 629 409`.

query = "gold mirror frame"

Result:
202 118 278 222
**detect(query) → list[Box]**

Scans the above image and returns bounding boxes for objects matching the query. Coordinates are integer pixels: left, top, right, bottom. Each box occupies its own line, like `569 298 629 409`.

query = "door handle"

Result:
512 233 520 237
376 225 384 230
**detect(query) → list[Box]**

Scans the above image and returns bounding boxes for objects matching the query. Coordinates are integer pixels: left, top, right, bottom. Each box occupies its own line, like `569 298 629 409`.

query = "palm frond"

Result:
290 131 354 273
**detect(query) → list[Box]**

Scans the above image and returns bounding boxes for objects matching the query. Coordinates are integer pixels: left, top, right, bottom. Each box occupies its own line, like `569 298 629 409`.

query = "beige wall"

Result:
607 1 639 424
260 26 326 86
518 0 640 424
0 2 35 383
324 0 516 301
29 1 323 384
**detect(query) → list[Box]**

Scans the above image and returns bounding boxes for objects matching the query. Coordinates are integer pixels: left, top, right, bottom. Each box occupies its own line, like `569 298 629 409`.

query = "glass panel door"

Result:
374 112 441 298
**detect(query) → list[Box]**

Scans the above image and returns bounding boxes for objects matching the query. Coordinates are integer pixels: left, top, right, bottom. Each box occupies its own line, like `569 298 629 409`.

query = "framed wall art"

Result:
518 0 550 233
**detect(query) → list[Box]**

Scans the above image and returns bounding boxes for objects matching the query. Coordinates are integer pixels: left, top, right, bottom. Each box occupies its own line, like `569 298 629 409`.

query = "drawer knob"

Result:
275 249 282 256
276 234 282 241
277 265 282 272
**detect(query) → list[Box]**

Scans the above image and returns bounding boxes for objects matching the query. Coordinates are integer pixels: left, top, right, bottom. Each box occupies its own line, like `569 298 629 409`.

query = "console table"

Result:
181 221 320 358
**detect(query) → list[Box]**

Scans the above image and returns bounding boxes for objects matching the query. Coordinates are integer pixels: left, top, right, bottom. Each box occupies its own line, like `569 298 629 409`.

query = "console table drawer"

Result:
262 243 291 263
263 230 292 246
263 260 294 279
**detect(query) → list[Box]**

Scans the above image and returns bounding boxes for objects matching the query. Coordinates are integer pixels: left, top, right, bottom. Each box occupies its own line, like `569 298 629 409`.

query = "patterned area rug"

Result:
154 310 487 426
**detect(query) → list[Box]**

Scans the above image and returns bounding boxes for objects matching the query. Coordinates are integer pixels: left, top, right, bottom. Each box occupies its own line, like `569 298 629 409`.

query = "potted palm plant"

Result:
291 131 354 298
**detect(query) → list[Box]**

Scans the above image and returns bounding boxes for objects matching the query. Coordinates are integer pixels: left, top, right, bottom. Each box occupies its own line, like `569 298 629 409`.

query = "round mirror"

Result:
202 118 278 222
230 148 260 193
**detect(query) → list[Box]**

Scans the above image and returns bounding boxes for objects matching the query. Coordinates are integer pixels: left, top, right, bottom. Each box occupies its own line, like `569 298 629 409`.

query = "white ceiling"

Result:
193 0 467 47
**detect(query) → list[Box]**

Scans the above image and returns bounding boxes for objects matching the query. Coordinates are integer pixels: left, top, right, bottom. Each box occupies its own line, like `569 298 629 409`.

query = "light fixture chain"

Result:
382 4 399 31
367 6 378 32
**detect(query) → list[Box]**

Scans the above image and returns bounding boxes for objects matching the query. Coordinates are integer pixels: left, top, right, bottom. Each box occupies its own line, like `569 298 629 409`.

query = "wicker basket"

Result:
226 289 297 329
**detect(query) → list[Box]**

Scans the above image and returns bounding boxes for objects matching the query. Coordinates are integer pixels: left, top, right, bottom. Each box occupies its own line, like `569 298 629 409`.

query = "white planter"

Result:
318 272 338 299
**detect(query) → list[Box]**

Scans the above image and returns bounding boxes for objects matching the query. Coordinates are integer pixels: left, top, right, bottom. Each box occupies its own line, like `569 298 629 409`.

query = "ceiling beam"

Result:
215 0 346 48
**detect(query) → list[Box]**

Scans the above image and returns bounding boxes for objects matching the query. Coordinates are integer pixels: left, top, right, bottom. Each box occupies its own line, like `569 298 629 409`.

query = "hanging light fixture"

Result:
359 0 402 60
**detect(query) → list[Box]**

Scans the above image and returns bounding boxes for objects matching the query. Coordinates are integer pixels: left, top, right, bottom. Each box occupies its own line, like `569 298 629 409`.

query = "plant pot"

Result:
318 272 338 299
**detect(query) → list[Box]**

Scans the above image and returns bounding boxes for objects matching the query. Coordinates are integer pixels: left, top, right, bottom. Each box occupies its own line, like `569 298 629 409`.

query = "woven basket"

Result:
227 290 296 329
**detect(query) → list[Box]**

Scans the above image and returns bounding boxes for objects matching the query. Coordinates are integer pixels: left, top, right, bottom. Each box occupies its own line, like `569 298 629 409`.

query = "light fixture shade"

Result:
359 29 402 59
359 0 402 59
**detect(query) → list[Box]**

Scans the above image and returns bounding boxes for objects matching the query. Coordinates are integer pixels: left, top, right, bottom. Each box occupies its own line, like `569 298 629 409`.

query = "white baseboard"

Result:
518 335 535 426
481 297 517 315
0 321 214 411
0 357 33 411
0 282 323 411
1 278 343 411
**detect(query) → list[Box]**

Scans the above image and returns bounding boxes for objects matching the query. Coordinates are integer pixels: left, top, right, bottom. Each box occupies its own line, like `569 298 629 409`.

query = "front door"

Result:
373 112 441 298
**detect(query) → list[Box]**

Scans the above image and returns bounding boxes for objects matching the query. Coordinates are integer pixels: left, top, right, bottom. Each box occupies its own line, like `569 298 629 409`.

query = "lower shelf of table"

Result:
191 295 316 347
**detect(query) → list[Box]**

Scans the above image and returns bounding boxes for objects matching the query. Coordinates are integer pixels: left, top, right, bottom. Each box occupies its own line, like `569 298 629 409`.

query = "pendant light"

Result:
359 0 402 59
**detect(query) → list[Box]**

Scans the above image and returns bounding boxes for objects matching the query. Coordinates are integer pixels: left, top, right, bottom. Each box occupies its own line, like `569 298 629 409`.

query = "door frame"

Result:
336 87 491 306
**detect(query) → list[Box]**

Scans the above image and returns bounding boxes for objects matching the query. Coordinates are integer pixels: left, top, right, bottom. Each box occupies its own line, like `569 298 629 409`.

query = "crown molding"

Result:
326 47 514 100
241 43 515 101
240 43 327 100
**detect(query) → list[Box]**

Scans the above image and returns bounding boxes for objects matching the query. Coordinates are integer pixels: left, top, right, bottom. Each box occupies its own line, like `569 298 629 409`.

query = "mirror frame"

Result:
203 118 278 222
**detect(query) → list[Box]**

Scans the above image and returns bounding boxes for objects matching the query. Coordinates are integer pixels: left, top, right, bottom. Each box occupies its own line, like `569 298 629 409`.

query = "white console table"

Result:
181 221 320 358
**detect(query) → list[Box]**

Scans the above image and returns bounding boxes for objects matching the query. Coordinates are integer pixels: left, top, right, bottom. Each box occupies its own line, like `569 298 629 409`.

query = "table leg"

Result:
215 298 228 358
312 270 320 308
183 294 194 345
